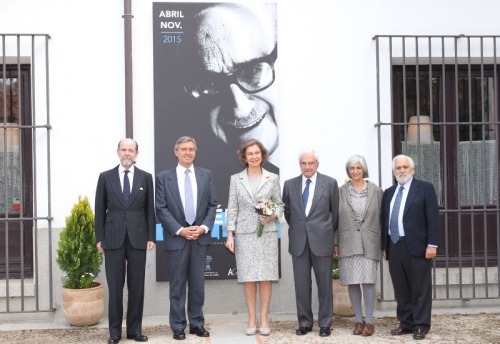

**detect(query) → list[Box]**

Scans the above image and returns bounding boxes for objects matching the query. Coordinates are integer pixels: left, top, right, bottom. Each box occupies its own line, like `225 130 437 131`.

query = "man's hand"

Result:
181 226 204 240
147 241 155 250
333 245 339 259
425 246 437 260
96 241 104 254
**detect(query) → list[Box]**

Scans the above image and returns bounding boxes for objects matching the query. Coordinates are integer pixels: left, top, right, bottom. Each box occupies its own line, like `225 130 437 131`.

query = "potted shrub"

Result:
56 196 104 326
332 259 354 316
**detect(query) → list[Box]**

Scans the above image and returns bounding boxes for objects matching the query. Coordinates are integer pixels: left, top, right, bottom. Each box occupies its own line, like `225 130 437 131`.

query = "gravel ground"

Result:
0 313 499 344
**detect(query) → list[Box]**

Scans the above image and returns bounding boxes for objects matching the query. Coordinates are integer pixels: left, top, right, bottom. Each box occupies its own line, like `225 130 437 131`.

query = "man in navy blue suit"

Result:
155 136 217 341
381 154 439 340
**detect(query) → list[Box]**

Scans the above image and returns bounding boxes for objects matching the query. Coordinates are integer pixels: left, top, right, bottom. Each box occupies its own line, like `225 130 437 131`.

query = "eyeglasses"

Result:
184 45 277 99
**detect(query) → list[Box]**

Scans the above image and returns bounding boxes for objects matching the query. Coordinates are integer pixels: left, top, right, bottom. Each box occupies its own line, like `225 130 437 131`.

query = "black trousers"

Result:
388 239 432 332
105 235 147 337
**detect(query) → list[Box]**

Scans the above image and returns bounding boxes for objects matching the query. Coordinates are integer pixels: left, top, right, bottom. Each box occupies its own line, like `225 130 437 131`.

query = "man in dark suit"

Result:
282 149 339 337
381 154 439 340
155 136 217 341
95 138 156 344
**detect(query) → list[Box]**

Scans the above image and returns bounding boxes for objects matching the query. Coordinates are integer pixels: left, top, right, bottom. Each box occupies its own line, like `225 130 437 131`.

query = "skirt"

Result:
234 231 279 283
339 255 377 285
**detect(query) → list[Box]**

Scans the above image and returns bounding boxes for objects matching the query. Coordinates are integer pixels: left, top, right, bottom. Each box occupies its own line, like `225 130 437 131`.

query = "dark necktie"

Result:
389 185 404 244
123 170 130 205
184 169 196 225
302 179 311 209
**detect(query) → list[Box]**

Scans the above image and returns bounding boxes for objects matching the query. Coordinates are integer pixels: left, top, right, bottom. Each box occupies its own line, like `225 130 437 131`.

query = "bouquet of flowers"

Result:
254 199 277 237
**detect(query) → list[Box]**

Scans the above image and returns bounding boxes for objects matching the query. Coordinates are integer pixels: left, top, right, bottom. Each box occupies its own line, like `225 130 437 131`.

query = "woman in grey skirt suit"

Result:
334 154 383 337
225 139 283 336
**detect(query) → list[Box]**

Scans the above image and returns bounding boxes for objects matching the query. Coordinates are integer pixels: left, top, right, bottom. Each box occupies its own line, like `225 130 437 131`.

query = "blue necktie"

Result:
184 169 196 225
302 179 311 209
123 170 130 205
390 185 404 244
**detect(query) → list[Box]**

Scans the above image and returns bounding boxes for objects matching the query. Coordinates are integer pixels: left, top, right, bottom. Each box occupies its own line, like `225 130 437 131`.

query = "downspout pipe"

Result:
123 0 133 138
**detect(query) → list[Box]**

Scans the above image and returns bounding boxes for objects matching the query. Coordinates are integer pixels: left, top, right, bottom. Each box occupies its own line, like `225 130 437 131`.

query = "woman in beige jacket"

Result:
334 155 383 337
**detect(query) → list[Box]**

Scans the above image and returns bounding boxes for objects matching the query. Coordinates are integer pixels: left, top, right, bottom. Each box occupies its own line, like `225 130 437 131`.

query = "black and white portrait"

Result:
153 2 279 207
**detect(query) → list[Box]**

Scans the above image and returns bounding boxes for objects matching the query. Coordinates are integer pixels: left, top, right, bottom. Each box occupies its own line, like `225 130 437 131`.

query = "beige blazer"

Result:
226 168 283 234
335 181 383 261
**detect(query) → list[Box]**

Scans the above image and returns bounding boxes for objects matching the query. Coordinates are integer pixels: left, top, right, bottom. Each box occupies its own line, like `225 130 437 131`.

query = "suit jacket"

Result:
335 181 383 262
226 168 283 234
95 165 156 249
155 165 218 250
283 172 339 257
381 178 439 258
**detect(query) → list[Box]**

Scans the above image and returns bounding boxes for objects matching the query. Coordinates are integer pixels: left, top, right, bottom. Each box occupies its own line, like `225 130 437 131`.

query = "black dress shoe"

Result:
296 326 312 335
173 329 186 340
319 327 331 337
413 328 426 340
126 333 148 342
189 326 210 337
108 336 121 344
390 326 413 335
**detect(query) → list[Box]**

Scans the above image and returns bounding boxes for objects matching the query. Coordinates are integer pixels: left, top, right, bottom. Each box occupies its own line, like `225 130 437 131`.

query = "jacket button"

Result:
357 229 360 231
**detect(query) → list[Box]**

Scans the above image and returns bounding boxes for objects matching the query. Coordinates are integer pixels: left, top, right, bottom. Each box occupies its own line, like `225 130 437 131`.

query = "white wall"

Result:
1 0 499 319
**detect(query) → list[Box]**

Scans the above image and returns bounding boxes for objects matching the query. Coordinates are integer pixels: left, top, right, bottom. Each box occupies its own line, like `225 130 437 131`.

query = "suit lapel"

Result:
403 179 419 215
109 166 125 206
257 169 272 194
127 168 144 207
194 166 211 217
167 169 184 215
364 182 375 215
238 170 254 201
308 173 325 215
293 176 306 217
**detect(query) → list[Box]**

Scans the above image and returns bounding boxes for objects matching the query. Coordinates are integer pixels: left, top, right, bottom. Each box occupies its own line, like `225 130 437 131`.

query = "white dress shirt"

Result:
119 165 134 191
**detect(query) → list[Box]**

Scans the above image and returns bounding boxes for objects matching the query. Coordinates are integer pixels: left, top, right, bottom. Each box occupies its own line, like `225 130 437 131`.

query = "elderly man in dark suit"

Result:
282 149 339 337
155 136 217 341
95 138 156 344
381 154 439 340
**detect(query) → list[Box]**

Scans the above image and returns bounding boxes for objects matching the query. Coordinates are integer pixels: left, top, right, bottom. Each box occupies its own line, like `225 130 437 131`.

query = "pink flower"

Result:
254 199 277 237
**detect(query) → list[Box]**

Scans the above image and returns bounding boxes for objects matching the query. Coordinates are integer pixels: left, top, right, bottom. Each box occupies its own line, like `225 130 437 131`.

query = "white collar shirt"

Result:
119 165 134 191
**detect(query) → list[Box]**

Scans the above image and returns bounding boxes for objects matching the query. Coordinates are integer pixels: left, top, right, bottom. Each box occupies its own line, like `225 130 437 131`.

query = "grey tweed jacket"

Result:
335 181 383 262
226 168 284 234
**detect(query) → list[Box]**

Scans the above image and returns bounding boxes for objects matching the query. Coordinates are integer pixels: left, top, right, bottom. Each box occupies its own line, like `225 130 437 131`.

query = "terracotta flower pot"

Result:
332 279 354 316
62 282 105 326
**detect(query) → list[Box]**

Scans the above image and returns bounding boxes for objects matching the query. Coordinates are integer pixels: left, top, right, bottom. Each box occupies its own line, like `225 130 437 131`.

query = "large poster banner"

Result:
153 2 280 280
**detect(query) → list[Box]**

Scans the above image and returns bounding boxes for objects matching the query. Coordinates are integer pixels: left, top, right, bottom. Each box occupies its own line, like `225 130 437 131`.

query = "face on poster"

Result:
153 2 279 206
153 2 281 280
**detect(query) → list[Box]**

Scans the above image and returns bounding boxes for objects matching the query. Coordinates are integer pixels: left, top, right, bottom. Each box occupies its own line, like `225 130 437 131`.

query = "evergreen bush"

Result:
56 196 103 289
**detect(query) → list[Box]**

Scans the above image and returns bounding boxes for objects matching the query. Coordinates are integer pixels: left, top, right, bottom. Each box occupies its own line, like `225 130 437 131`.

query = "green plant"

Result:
332 259 340 279
56 196 103 289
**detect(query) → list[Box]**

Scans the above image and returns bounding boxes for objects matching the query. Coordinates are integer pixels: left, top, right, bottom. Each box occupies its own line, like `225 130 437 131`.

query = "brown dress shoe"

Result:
390 326 413 335
362 323 374 336
353 322 364 335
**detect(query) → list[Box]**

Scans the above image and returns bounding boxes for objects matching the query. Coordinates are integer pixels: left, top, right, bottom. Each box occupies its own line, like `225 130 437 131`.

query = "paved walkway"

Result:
1 308 499 343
